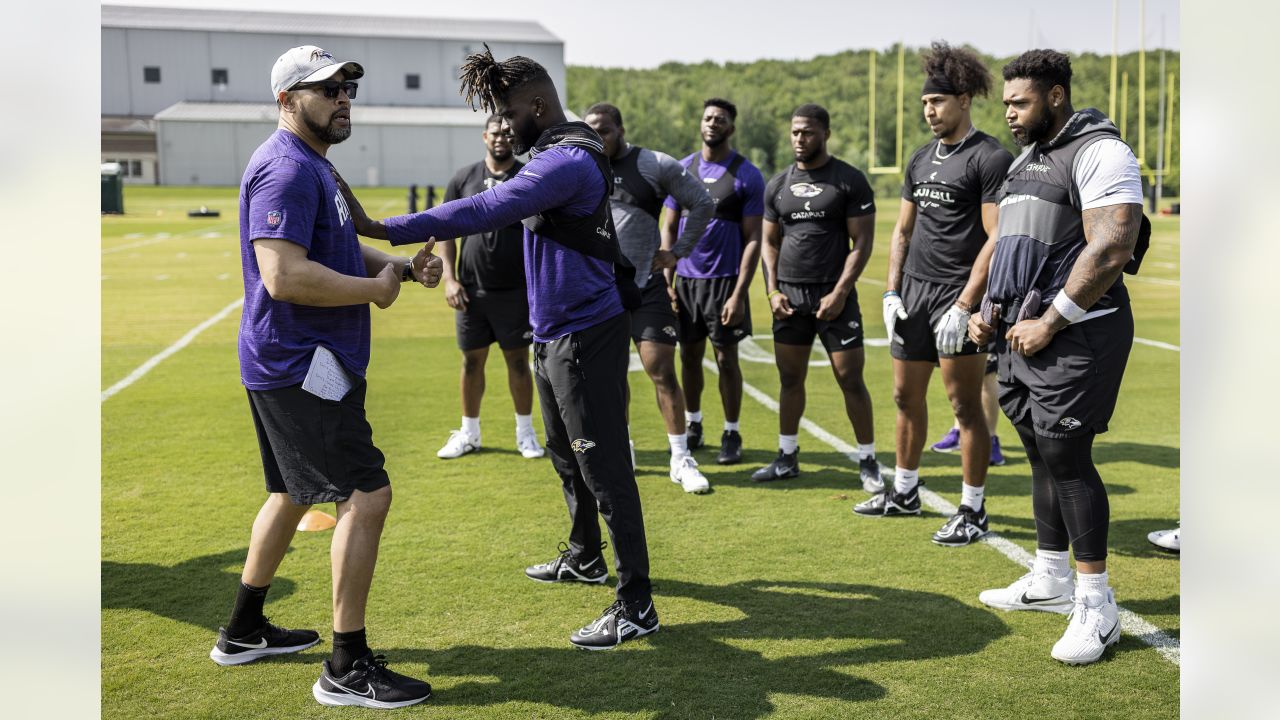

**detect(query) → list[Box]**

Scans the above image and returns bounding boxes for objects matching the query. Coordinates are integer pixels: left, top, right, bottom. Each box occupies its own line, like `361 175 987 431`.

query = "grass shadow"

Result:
1093 441 1180 469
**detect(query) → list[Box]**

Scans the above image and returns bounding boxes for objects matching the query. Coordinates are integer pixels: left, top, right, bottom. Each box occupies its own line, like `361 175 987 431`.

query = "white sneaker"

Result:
1147 527 1179 552
436 429 480 459
670 454 710 494
516 428 545 459
978 570 1075 614
1051 588 1121 665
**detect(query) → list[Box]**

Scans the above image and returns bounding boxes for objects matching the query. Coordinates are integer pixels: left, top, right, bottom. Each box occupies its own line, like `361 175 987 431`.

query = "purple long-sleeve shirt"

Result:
386 146 622 342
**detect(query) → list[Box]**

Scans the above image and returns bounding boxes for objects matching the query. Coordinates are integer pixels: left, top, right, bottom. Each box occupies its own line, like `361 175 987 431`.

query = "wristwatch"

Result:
401 259 413 282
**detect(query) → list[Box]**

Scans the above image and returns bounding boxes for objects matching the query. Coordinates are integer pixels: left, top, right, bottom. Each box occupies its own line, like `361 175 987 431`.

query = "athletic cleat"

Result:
989 436 1006 466
931 427 961 453
717 430 743 465
687 421 704 450
1051 589 1121 665
436 429 480 459
978 570 1075 614
750 449 800 482
671 454 711 494
859 456 884 494
852 486 921 516
932 503 989 546
1147 527 1180 553
312 654 432 708
210 618 320 666
569 598 660 650
525 542 608 584
516 428 545 459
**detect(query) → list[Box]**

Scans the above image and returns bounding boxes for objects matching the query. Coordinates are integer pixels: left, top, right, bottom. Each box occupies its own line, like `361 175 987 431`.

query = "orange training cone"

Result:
297 509 337 532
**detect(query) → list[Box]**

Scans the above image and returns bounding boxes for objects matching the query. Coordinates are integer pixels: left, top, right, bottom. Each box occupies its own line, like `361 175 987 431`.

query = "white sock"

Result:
724 420 740 432
1077 570 1110 596
668 433 688 458
893 467 918 494
1034 549 1071 578
779 434 799 454
515 414 534 433
686 410 703 424
960 483 985 510
857 442 875 460
461 416 480 438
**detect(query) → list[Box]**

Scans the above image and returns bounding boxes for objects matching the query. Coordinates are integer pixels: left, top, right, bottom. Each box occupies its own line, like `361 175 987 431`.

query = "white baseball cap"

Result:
270 45 364 97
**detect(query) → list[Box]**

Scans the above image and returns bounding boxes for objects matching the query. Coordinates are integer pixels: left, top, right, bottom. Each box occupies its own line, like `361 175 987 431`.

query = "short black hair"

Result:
484 113 504 129
1002 49 1072 103
923 41 992 98
703 97 737 122
459 43 552 113
584 102 623 127
792 103 830 130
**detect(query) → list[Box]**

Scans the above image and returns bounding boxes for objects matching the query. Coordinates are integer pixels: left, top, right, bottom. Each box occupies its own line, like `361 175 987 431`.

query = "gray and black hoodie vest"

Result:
987 109 1130 315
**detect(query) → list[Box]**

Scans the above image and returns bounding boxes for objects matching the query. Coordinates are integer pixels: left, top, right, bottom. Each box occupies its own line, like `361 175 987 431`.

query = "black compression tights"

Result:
1014 420 1110 562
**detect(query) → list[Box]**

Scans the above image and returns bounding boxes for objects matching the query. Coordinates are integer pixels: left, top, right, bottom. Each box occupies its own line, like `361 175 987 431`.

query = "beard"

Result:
1014 107 1056 146
702 132 726 149
794 145 822 163
305 112 351 144
489 145 513 162
508 118 540 156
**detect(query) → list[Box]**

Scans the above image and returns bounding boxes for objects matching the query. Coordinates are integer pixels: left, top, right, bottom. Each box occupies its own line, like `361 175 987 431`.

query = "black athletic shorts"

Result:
455 286 533 352
890 274 987 363
996 304 1133 439
631 274 680 346
676 275 752 347
247 378 390 505
773 281 864 353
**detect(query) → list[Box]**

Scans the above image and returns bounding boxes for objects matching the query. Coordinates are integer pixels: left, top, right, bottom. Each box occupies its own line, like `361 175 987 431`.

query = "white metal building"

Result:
101 4 565 186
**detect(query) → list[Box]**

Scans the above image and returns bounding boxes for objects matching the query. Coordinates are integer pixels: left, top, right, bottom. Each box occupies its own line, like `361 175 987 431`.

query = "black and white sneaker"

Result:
717 430 743 465
751 449 800 482
525 542 608 584
569 598 660 650
687 421 704 450
312 654 432 708
931 503 989 546
209 618 321 666
853 486 922 516
858 456 884 494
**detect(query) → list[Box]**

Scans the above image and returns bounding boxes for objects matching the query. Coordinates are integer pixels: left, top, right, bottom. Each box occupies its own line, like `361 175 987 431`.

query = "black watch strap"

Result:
401 259 413 282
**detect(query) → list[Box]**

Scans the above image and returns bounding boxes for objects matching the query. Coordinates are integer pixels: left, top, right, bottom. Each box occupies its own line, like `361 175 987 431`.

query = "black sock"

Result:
226 582 269 637
331 628 370 675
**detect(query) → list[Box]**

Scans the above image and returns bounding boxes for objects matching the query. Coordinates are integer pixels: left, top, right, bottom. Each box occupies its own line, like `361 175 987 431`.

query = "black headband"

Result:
922 74 959 96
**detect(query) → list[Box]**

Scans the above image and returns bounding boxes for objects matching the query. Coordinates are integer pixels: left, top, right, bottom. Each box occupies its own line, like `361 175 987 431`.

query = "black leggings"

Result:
1014 419 1109 562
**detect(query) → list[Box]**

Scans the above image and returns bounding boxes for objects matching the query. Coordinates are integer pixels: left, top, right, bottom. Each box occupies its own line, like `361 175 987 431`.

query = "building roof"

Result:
153 102 494 127
101 4 560 44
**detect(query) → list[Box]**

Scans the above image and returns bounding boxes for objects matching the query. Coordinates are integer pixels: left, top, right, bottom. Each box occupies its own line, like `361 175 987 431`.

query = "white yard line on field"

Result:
700 355 1181 666
100 298 243 402
104 223 235 254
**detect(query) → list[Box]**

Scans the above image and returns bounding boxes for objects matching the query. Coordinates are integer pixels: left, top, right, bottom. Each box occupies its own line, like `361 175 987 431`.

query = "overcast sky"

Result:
104 0 1179 68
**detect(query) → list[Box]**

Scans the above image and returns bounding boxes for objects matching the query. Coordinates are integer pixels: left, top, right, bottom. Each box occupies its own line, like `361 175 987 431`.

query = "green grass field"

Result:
102 185 1180 719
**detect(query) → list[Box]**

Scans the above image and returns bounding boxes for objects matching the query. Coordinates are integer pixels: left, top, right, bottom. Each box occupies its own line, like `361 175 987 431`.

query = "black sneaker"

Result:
569 598 660 650
209 618 321 666
932 503 990 547
853 486 922 516
687 421 704 450
525 542 608 584
717 430 743 465
750 449 800 482
312 654 432 708
859 456 884 494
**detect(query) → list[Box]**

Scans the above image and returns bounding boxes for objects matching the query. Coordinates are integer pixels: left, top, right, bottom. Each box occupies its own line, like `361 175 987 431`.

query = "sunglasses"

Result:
293 80 358 99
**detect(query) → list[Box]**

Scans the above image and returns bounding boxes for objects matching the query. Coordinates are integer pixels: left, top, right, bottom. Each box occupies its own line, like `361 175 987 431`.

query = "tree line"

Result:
567 47 1179 198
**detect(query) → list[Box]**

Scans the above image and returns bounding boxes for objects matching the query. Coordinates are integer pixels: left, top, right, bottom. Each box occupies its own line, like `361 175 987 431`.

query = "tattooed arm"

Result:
1005 202 1142 355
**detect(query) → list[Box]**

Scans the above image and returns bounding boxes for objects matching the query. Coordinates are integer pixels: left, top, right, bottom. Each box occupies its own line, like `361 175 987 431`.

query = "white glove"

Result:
934 304 972 355
883 292 908 345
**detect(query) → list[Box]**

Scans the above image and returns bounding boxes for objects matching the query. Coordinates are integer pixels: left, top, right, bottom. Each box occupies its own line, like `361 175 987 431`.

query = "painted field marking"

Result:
699 355 1180 666
104 222 235 254
101 297 243 402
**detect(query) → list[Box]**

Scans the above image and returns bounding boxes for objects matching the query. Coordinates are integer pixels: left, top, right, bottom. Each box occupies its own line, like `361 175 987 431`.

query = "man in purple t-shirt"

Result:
660 98 766 465
213 45 441 710
339 48 659 652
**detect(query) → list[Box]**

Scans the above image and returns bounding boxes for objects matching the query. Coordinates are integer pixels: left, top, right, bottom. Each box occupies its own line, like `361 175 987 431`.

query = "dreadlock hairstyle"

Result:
584 102 624 127
1002 49 1073 103
458 43 551 113
922 41 993 98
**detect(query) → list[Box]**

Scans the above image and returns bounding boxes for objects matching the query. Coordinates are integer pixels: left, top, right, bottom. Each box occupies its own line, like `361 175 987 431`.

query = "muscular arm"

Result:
833 214 875 298
760 218 783 294
885 199 916 294
955 202 999 309
732 215 763 298
1039 203 1143 330
254 238 397 308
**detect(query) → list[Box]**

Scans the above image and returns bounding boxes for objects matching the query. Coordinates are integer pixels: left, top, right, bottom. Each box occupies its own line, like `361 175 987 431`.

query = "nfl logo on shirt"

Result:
266 210 282 227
